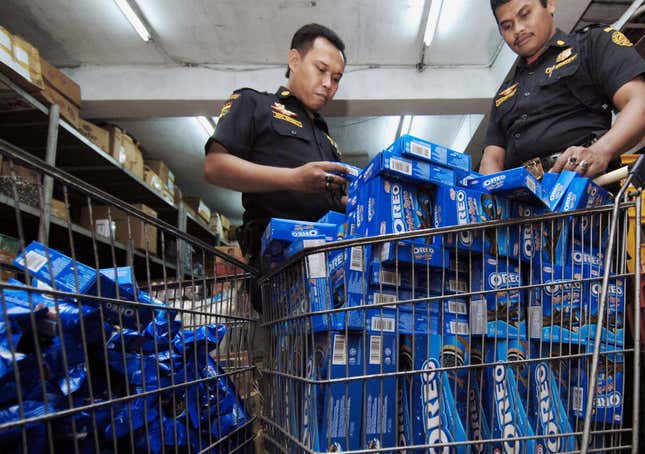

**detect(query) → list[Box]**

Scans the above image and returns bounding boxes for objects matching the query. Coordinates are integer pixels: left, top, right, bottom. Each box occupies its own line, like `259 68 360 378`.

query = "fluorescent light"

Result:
114 0 151 42
423 0 444 47
197 116 215 136
400 115 413 136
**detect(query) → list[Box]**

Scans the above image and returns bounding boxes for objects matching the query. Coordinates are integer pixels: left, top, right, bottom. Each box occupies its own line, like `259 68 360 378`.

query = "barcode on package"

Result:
389 158 412 176
449 280 468 293
450 321 469 335
380 270 401 286
447 300 468 315
369 335 382 365
410 142 431 159
470 299 487 335
370 316 395 332
332 334 347 365
373 293 397 308
528 306 543 339
350 246 364 272
572 386 584 412
24 251 47 273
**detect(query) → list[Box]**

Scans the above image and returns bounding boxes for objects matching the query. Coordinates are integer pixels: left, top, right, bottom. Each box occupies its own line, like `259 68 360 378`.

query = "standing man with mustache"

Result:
480 0 645 178
204 23 348 312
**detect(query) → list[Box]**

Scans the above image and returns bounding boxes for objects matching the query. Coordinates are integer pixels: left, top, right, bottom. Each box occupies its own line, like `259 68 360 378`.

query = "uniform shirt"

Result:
205 86 344 226
486 26 645 169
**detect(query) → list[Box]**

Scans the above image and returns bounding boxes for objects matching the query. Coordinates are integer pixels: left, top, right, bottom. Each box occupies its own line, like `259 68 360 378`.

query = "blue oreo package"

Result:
363 331 397 449
261 218 337 258
386 134 471 173
371 240 448 268
362 150 456 187
465 342 493 453
330 163 362 181
433 185 519 258
358 176 438 244
467 166 545 207
483 339 538 453
470 256 525 338
398 333 468 453
541 171 577 211
528 347 578 453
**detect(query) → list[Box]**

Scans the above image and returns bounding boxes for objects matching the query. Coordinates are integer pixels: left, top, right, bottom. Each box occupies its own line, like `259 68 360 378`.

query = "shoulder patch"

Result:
611 30 633 47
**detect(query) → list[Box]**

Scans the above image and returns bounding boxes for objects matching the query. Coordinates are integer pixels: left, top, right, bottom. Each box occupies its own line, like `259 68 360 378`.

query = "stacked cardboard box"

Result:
145 160 175 205
0 26 44 92
80 203 158 255
107 126 144 180
184 197 212 224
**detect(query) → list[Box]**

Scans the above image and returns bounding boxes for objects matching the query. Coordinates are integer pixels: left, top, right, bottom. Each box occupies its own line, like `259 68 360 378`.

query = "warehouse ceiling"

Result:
2 0 639 223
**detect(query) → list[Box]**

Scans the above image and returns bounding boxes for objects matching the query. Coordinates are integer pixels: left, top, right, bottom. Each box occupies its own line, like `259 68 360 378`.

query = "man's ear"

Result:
547 0 556 16
287 49 300 77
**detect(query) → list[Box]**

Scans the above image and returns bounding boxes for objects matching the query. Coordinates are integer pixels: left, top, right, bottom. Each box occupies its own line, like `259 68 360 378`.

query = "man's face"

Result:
495 0 556 58
288 37 345 112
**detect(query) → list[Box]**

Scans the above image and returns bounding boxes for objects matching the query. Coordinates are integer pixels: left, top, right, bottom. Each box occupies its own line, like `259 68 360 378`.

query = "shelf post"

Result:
38 104 60 243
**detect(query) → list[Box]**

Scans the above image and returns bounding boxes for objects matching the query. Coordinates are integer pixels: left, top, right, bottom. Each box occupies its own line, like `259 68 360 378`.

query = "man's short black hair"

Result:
285 23 346 78
490 0 548 20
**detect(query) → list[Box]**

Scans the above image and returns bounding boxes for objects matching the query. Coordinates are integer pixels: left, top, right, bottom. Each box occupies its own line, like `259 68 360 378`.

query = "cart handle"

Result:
593 166 629 186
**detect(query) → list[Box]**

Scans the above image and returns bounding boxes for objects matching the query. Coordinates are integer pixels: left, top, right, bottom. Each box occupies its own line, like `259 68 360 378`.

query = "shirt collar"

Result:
274 86 329 131
518 28 570 68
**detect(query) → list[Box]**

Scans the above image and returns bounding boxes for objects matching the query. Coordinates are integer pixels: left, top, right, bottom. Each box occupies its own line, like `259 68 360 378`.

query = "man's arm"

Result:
552 77 645 176
204 141 348 193
479 145 506 175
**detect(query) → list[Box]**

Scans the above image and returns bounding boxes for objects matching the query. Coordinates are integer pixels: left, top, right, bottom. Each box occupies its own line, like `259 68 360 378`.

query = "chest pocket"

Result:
271 115 311 143
538 50 608 114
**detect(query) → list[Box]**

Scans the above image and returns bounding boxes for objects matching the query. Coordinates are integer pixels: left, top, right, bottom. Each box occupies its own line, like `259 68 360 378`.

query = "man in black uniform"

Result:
203 24 348 310
480 0 645 178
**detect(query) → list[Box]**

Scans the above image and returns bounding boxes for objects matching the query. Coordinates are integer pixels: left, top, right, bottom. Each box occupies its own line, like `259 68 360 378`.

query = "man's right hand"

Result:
289 161 349 193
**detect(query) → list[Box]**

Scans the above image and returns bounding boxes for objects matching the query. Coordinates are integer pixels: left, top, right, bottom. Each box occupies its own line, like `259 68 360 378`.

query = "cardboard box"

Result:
467 167 544 207
145 160 169 185
40 58 81 106
80 203 158 255
39 84 80 128
108 126 144 178
183 197 211 224
213 245 246 276
78 119 109 152
0 27 42 93
10 34 44 90
145 168 164 192
128 146 144 180
387 134 471 173
361 150 455 187
50 198 69 221
260 218 336 257
1 161 40 184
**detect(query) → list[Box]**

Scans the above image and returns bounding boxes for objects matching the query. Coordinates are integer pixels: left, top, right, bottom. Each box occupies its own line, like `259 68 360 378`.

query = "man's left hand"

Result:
549 145 612 178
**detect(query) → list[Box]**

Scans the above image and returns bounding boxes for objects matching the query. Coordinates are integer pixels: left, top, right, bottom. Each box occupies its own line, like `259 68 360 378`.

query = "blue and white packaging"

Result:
316 211 348 239
386 134 471 174
542 171 577 211
363 331 397 449
12 242 160 329
580 275 625 347
467 166 545 207
261 218 337 258
358 176 438 245
465 342 493 453
433 185 519 258
572 346 624 425
372 240 448 268
529 356 578 452
330 163 362 181
308 331 363 452
362 150 456 187
470 256 525 338
483 339 537 453
398 333 469 453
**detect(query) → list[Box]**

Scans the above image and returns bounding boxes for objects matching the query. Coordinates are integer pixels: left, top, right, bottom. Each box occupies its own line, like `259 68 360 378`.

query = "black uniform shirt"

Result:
205 86 344 225
486 26 645 169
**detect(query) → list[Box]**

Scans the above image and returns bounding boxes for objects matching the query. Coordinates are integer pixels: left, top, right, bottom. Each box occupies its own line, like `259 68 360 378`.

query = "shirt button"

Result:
528 71 534 76
524 92 531 97
290 130 297 135
521 114 528 120
514 133 521 139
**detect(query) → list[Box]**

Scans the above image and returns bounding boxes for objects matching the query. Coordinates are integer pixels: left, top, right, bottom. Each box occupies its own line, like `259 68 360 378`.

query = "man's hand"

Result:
289 161 348 193
549 145 612 178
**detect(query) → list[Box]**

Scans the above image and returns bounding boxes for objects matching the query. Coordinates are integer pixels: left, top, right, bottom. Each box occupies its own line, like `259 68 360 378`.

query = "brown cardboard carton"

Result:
78 119 110 152
80 203 158 254
144 168 164 193
0 27 43 93
40 84 80 128
145 160 169 185
1 162 40 184
128 146 144 180
50 198 69 221
184 197 211 223
40 58 81 106
10 34 44 90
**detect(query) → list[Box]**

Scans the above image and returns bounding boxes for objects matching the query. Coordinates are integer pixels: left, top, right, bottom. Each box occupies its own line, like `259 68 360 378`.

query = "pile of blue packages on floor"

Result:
259 133 616 451
0 241 249 453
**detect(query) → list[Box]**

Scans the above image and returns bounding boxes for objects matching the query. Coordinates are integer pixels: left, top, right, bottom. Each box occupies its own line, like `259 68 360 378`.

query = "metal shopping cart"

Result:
258 160 645 453
0 138 259 453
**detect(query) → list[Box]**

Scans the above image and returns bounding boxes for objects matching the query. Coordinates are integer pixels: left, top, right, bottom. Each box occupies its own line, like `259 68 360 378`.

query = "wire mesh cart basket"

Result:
0 138 259 453
258 160 645 453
